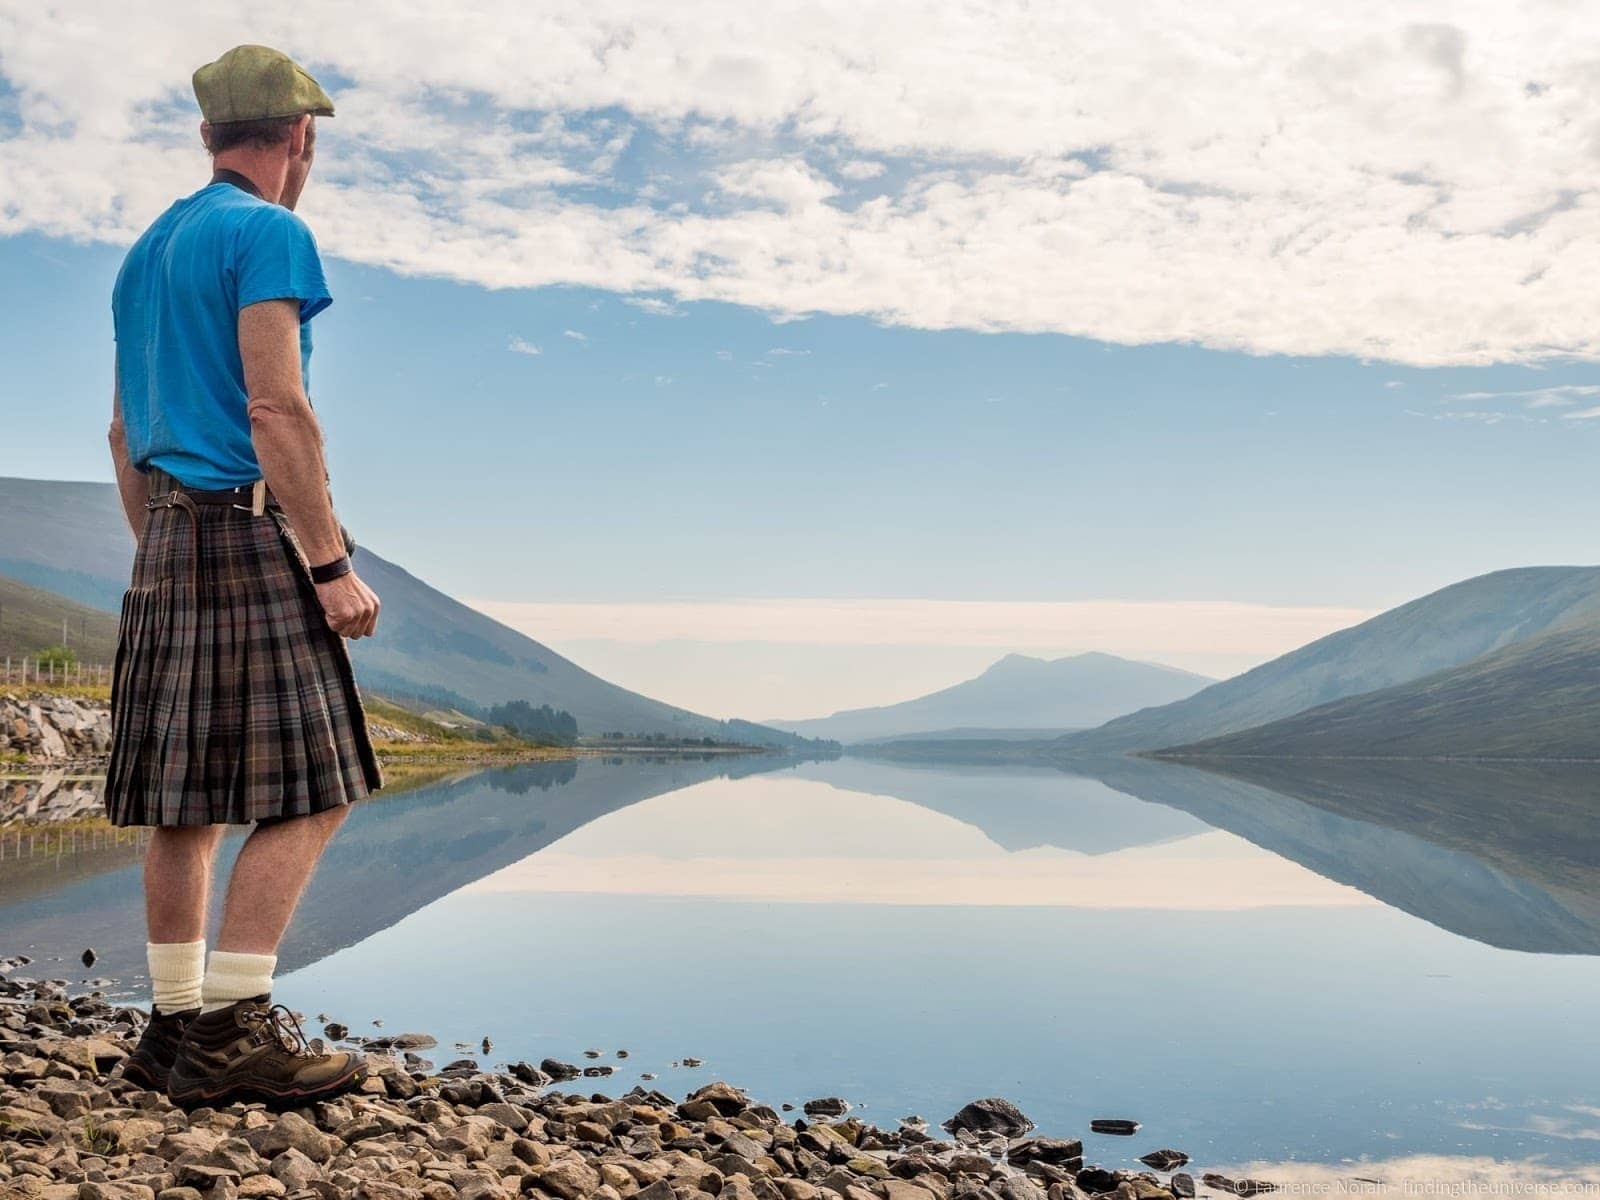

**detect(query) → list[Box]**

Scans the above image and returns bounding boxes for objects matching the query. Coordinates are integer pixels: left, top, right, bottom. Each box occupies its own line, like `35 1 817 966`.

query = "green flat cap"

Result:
192 44 335 124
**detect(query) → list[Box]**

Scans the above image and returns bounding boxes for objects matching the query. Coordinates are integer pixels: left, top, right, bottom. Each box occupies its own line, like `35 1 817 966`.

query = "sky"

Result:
2 2 1599 719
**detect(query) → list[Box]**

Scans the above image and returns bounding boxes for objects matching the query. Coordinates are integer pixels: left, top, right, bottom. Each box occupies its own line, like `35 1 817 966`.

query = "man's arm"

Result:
108 380 148 540
240 298 380 639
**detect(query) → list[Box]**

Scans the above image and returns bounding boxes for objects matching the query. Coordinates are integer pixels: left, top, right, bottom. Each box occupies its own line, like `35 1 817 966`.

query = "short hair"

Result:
205 114 315 155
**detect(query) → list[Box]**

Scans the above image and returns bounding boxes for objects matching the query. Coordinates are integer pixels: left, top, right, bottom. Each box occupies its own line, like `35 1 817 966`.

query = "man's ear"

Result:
199 120 212 153
287 114 310 160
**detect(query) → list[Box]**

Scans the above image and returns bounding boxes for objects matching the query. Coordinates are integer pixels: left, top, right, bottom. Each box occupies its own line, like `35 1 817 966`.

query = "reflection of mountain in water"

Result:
1075 755 1600 955
0 754 793 988
787 757 1209 854
8 750 1600 988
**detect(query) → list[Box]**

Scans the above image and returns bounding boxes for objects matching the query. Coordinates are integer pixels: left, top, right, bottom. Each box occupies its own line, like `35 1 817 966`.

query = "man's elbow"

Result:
247 391 320 435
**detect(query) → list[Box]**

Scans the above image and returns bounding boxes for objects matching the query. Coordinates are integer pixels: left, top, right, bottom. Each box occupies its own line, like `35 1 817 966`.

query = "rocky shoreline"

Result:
0 967 1268 1200
1 695 425 771
1 697 110 766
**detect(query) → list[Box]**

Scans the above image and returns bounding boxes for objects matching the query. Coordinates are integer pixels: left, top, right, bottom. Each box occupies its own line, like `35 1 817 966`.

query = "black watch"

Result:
309 555 353 584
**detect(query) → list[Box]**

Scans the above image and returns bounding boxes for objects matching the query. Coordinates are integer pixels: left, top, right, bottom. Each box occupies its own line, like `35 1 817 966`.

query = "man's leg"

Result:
200 805 348 1008
145 825 225 1009
122 825 224 1091
146 825 226 942
170 804 365 1107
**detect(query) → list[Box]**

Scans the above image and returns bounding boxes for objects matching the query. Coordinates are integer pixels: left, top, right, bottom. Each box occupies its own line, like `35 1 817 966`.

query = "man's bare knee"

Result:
152 824 226 853
254 804 349 844
299 804 349 839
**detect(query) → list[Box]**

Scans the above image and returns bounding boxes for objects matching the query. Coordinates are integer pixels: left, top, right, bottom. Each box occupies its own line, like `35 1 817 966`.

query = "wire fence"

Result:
0 823 149 862
1 658 112 687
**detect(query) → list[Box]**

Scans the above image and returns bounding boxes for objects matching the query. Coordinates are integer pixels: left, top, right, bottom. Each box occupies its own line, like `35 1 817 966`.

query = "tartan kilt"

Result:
105 495 383 827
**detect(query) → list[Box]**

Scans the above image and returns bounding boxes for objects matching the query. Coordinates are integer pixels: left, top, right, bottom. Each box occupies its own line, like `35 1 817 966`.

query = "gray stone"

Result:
245 1115 335 1166
536 1158 601 1200
269 1151 322 1192
942 1100 1034 1139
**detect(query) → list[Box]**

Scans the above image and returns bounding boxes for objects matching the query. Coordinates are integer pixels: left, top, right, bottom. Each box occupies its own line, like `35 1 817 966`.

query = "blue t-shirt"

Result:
112 180 331 490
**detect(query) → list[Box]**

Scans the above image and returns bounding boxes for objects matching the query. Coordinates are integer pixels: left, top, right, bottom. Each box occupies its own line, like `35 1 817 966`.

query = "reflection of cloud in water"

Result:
1458 1101 1600 1144
1226 1156 1600 1197
471 778 1374 908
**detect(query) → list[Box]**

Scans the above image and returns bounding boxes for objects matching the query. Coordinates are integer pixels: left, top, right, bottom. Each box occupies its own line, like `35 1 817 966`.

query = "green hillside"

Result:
0 574 119 664
1160 619 1600 760
1055 566 1600 755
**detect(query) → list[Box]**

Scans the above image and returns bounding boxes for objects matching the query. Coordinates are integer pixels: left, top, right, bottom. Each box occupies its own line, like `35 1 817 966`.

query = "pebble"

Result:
0 965 1271 1200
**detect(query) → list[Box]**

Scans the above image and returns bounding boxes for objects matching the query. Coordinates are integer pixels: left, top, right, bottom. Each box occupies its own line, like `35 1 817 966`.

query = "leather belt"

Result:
147 474 274 516
143 469 279 592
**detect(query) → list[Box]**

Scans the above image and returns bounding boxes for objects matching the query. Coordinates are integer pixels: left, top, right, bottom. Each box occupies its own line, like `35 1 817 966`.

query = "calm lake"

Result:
6 751 1600 1189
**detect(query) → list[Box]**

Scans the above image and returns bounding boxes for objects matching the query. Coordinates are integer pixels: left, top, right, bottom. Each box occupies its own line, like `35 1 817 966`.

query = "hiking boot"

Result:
167 996 366 1108
119 1005 198 1092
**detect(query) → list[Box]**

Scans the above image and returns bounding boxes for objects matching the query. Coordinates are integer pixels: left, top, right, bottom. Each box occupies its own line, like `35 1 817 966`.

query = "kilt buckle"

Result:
145 489 183 512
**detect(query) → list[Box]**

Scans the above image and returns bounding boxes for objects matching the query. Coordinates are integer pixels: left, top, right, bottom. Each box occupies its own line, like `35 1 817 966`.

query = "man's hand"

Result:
315 572 380 639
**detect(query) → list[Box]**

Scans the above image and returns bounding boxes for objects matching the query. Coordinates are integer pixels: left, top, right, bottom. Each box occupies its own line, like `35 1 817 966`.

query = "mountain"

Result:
0 476 806 743
0 575 120 663
1054 567 1600 755
769 652 1212 743
1162 618 1600 760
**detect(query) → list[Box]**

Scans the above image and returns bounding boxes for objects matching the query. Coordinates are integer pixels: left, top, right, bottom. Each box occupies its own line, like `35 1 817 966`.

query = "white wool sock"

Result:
147 940 206 1014
200 950 277 1013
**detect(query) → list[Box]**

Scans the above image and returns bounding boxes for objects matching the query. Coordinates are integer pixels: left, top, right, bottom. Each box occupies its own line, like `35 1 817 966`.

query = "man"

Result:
105 44 383 1107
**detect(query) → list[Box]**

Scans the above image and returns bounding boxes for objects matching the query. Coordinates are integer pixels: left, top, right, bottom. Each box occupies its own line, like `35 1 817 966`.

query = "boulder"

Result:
245 1114 336 1164
942 1099 1035 1139
1008 1139 1083 1167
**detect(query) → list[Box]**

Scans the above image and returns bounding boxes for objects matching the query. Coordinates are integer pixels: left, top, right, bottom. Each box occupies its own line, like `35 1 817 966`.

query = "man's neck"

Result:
209 153 287 206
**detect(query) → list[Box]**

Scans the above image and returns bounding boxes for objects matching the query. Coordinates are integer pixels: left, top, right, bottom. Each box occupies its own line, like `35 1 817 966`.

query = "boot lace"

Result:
243 1003 317 1056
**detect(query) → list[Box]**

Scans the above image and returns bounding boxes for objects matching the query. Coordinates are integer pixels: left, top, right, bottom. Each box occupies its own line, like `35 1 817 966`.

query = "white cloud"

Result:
1451 384 1600 407
623 295 686 317
562 329 588 342
837 160 887 181
6 2 1600 365
507 335 542 355
766 346 810 356
715 157 838 210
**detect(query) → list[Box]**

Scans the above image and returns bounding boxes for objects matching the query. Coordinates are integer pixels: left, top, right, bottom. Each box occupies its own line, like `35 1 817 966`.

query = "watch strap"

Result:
309 555 353 584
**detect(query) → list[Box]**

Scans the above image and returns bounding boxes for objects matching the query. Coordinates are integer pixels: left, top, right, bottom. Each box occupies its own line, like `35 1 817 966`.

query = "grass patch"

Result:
77 1116 118 1155
2 681 112 703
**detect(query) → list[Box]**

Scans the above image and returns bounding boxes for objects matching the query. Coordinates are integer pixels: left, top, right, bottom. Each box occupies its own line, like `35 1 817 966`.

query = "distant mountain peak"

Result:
770 650 1214 743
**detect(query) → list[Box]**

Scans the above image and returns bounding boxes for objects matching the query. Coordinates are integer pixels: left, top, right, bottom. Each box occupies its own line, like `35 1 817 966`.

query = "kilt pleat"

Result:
105 497 382 827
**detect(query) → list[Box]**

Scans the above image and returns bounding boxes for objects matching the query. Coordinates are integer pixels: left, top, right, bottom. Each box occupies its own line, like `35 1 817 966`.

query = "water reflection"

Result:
0 753 794 986
6 750 1600 1170
473 773 1372 910
1085 755 1600 954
